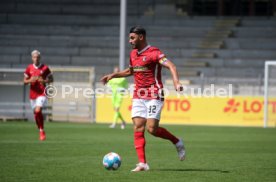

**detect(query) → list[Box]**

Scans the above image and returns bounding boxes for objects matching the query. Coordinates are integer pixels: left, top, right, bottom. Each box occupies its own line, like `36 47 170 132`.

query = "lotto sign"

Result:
96 95 276 127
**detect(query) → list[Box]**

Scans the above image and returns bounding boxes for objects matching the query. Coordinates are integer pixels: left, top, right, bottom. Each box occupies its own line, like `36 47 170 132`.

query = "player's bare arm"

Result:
101 67 133 85
23 74 53 85
23 76 38 84
160 59 183 91
37 74 54 84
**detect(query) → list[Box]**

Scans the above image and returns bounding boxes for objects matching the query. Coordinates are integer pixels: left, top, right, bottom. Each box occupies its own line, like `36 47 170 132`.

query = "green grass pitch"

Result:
0 122 275 182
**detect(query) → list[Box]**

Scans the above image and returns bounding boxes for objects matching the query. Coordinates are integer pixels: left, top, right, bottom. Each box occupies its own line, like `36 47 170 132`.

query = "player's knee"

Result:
133 125 145 132
147 127 157 135
34 107 42 114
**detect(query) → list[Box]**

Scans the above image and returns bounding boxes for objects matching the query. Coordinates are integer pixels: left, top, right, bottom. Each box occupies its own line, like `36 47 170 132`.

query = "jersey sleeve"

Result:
153 49 168 65
44 66 52 78
24 66 31 78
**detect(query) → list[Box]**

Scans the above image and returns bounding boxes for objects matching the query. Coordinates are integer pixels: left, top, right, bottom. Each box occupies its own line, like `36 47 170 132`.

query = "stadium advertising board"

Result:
96 96 276 127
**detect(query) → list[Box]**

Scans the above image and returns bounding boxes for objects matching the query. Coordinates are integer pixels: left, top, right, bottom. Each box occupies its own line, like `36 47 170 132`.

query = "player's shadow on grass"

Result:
155 168 230 173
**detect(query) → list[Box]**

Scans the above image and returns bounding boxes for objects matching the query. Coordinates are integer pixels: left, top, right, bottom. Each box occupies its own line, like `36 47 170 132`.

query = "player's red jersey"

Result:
129 45 167 100
24 64 51 99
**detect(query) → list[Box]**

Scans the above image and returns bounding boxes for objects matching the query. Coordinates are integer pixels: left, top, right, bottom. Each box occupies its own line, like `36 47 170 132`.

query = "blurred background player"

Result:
107 66 128 129
23 50 53 141
101 26 185 172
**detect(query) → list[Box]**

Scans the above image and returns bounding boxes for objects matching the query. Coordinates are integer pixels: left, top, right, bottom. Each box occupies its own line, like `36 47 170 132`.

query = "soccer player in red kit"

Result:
23 50 53 141
101 26 185 172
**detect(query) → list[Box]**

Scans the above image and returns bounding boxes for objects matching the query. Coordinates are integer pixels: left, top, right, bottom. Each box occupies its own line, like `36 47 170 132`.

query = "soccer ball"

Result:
102 152 121 170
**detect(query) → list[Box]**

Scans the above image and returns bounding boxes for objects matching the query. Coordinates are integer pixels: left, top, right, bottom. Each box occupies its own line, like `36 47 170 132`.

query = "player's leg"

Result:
146 118 178 144
34 106 46 140
146 99 186 161
111 94 126 129
116 94 126 126
34 106 43 130
34 96 47 141
133 117 146 163
110 94 118 128
116 107 126 129
131 99 149 172
30 99 40 129
131 116 149 172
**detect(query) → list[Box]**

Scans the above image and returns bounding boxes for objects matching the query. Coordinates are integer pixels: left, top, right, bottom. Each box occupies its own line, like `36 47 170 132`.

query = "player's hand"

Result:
29 76 38 83
175 82 183 92
100 74 113 85
37 76 45 83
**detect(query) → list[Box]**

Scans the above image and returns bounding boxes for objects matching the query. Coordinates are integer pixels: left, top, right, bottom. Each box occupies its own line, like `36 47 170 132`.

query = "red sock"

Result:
154 127 179 144
134 132 146 163
34 111 44 130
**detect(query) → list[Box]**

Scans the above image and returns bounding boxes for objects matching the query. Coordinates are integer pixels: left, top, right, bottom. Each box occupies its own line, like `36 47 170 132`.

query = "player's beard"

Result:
130 40 141 49
131 43 136 49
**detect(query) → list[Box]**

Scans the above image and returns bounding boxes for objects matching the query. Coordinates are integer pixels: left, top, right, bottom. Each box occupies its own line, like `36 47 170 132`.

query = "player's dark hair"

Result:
129 26 146 36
